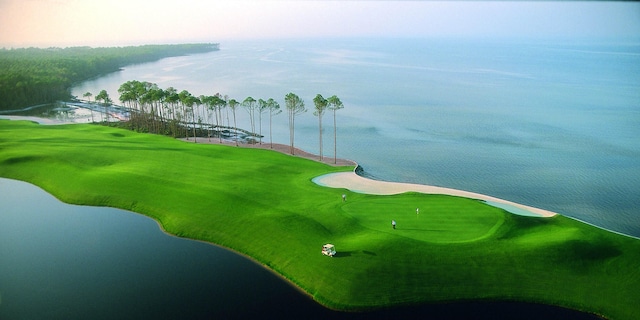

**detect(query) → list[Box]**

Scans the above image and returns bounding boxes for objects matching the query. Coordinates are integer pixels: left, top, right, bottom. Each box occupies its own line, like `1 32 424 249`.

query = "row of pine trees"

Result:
85 80 345 163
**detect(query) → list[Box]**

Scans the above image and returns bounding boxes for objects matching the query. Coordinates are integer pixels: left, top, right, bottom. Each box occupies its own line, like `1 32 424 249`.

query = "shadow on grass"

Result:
334 250 377 258
334 251 352 258
397 228 449 232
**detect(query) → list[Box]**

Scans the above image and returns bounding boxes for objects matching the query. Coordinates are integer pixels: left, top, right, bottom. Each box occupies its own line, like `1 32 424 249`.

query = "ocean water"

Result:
72 37 640 237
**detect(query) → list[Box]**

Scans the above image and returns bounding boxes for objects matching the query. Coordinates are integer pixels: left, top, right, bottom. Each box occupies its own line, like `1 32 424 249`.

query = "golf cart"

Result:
322 244 336 257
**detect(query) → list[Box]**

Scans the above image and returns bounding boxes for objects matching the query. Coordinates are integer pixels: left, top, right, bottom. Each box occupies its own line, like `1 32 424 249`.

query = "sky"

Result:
0 0 639 47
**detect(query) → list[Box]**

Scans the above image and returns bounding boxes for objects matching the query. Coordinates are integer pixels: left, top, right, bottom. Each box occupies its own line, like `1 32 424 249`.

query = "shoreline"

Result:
0 115 75 125
313 172 557 218
0 176 606 317
181 136 557 218
179 137 358 167
2 119 638 318
4 116 634 231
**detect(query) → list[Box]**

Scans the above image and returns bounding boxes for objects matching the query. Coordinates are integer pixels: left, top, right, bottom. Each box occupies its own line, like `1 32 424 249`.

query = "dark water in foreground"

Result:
0 178 603 319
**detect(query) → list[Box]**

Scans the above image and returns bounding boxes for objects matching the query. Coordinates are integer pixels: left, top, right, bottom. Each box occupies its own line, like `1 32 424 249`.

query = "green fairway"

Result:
342 193 505 243
1 120 639 319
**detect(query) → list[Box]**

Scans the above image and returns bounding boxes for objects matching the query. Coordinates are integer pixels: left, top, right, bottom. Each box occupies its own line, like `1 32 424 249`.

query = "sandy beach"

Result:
313 172 557 218
2 115 555 218
180 137 358 167
182 136 556 218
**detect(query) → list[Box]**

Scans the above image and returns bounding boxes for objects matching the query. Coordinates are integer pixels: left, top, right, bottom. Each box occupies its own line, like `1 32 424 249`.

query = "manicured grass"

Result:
1 120 639 319
342 193 505 243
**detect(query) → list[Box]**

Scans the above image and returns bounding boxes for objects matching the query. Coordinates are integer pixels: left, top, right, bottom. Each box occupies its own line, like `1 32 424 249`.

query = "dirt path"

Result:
179 137 357 167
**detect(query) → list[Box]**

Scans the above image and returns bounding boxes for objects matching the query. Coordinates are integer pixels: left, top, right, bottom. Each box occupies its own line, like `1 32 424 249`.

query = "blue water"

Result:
0 179 604 319
72 37 640 237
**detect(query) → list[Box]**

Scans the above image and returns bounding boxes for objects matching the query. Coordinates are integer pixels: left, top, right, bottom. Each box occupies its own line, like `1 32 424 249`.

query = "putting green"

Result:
342 193 505 243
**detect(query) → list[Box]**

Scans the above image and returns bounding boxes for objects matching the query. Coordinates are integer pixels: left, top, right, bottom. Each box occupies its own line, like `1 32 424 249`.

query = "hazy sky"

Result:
1 0 639 47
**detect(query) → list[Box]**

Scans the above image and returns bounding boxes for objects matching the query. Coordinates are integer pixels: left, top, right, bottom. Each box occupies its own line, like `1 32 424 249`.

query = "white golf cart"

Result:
322 244 336 257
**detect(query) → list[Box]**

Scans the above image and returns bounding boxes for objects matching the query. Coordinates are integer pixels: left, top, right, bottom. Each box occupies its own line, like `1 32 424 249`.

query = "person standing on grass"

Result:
342 194 346 202
392 220 396 229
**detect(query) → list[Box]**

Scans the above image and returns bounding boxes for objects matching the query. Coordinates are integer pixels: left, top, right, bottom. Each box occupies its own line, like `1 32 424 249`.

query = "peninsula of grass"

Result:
1 120 639 320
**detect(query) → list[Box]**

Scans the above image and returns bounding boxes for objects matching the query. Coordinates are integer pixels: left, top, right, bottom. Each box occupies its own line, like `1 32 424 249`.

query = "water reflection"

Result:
0 178 325 319
0 101 128 124
0 178 603 319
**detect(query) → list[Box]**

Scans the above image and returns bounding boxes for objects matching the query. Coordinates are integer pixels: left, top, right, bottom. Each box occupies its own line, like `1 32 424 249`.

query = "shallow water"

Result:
70 38 640 237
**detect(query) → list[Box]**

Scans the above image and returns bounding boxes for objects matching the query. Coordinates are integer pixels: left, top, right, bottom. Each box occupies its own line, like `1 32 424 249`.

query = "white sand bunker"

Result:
313 172 557 218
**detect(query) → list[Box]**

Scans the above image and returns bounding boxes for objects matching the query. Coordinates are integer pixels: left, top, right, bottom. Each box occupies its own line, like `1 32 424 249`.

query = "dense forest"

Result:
0 44 219 110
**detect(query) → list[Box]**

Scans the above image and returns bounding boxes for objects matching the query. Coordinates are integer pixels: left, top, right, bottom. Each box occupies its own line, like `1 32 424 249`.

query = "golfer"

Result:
392 220 396 229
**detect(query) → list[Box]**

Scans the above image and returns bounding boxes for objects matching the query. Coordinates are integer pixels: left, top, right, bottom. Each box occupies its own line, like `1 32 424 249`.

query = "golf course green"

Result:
1 119 638 319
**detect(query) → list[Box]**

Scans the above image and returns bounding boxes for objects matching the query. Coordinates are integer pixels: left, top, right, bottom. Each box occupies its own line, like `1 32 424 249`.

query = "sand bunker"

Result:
1 116 556 218
313 172 557 218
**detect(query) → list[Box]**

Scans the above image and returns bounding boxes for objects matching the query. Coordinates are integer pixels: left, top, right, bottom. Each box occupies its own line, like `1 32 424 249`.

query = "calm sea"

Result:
71 37 640 237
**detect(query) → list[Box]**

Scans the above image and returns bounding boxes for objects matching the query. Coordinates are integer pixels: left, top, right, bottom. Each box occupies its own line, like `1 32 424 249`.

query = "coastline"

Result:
2 119 639 319
2 114 635 229
179 137 358 167
0 115 74 125
0 116 599 220
161 134 640 238
313 172 557 218
181 136 557 218
0 179 601 319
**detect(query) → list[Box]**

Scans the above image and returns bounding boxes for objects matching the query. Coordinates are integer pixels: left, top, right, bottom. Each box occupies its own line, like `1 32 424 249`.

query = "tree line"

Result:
90 80 345 163
0 44 218 111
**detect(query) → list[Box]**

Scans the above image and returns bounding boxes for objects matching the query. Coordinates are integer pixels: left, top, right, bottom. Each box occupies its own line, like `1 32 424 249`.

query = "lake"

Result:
70 38 640 238
2 37 636 319
0 178 329 319
0 178 603 319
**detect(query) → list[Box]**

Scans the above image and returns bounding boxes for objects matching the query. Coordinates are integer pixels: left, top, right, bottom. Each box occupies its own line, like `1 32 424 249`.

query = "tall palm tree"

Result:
83 92 94 122
212 94 226 143
119 80 146 130
266 98 281 149
192 96 202 140
164 87 180 137
200 95 214 142
178 90 197 141
327 95 344 164
149 86 166 134
83 91 92 102
228 98 240 146
142 84 165 133
224 95 231 128
258 98 268 145
242 96 257 139
313 94 328 161
118 85 135 129
190 95 201 142
284 93 306 155
95 89 111 124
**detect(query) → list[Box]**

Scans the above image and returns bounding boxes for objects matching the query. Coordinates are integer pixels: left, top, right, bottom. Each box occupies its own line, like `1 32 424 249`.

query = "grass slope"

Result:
1 120 639 319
